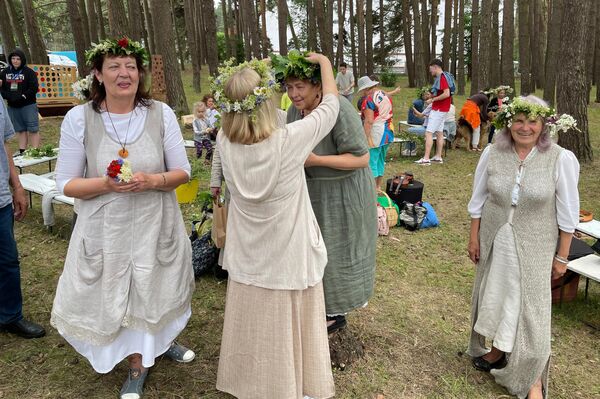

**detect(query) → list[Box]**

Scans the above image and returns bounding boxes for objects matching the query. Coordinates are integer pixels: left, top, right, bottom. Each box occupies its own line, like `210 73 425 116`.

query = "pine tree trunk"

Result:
451 0 459 75
489 0 500 87
379 0 385 66
249 0 261 57
259 0 269 58
478 0 491 89
128 0 144 41
7 0 30 60
184 0 201 92
402 0 415 87
357 0 366 76
442 0 452 70
287 2 300 50
238 0 251 59
457 0 465 95
420 0 431 69
203 0 219 75
197 0 207 64
528 0 537 90
315 0 326 52
412 0 426 86
518 0 533 95
170 0 186 72
142 0 156 54
307 0 318 50
0 1 17 53
595 0 600 103
326 0 335 61
501 0 515 88
107 0 130 37
337 0 347 65
95 0 106 39
66 0 89 77
584 1 596 103
556 0 593 162
470 0 480 94
365 0 374 75
222 0 232 57
430 0 439 60
149 0 189 114
86 0 99 43
21 0 47 64
349 0 358 78
543 0 562 105
278 0 288 55
77 0 91 47
534 0 547 88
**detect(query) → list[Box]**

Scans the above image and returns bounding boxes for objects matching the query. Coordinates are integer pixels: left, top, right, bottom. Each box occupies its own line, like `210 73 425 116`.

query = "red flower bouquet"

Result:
106 159 133 183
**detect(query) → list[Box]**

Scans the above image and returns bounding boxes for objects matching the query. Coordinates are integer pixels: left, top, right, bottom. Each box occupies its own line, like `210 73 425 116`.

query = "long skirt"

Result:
217 280 335 399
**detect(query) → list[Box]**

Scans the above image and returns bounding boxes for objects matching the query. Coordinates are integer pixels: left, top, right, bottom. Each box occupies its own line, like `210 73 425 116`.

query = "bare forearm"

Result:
312 153 369 170
155 169 189 191
470 218 481 242
556 230 573 259
5 145 22 190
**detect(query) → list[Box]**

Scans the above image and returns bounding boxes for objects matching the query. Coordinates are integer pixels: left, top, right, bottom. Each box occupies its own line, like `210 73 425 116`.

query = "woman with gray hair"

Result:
466 95 580 399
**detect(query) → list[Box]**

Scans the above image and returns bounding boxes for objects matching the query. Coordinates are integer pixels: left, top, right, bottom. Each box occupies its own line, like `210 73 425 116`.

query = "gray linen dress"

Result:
287 96 377 315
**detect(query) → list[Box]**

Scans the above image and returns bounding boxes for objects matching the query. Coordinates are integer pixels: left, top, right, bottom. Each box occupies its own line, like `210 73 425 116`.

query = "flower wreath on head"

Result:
209 58 279 122
416 86 431 99
85 36 150 66
493 97 579 138
270 49 321 83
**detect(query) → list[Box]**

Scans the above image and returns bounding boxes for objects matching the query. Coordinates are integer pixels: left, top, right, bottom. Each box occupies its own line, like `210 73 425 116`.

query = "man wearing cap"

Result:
0 93 46 339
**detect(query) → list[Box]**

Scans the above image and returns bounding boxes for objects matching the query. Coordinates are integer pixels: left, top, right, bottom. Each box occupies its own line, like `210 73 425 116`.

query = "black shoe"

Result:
472 353 507 372
0 318 46 339
326 315 347 334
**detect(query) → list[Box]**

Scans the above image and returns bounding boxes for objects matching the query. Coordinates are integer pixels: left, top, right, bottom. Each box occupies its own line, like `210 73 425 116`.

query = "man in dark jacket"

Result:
0 49 40 155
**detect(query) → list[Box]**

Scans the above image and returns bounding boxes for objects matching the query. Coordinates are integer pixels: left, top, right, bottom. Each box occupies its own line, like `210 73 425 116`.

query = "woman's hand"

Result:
367 137 375 148
551 258 568 280
130 172 161 192
468 238 480 264
104 176 140 193
211 186 222 198
304 52 324 64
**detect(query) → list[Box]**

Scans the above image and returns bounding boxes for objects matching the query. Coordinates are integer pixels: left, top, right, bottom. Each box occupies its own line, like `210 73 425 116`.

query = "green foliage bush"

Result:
379 69 398 87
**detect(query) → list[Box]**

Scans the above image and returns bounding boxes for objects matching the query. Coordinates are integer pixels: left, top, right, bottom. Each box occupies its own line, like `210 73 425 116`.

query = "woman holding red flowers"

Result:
51 37 195 399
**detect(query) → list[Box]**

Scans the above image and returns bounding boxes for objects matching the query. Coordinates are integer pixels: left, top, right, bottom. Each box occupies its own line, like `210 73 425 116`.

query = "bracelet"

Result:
161 173 167 186
554 254 569 264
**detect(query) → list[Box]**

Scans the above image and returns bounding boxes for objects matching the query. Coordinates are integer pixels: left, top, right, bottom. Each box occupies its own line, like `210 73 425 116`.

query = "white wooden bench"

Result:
566 254 600 301
18 173 75 207
184 140 195 149
397 120 449 157
13 150 59 174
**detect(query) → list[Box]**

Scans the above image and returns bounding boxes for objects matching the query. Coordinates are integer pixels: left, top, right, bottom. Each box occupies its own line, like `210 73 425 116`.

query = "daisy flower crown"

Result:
493 97 579 138
210 59 279 121
85 36 149 66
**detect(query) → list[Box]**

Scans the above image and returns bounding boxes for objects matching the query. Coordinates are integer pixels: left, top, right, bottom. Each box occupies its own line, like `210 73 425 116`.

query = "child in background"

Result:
193 101 213 163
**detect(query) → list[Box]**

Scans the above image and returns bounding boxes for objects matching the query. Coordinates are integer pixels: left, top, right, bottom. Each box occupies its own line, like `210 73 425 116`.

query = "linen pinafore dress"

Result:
51 102 195 372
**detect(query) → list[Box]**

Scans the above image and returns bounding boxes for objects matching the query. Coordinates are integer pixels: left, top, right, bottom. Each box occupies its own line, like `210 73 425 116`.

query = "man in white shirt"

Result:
335 62 355 103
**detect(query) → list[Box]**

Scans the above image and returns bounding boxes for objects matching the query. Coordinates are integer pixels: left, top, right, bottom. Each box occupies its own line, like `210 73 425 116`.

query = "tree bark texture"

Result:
259 0 269 58
478 0 492 89
365 0 374 75
128 0 144 41
170 0 186 72
107 0 130 37
337 0 347 65
534 0 547 88
95 0 106 39
595 0 600 102
419 0 430 69
307 0 318 50
86 0 99 43
584 0 596 103
149 0 189 114
489 0 500 87
21 0 47 64
0 1 17 53
202 0 219 75
430 0 438 60
556 0 593 162
278 0 288 55
7 1 30 61
470 0 480 94
451 0 459 75
66 0 89 77
142 0 156 54
517 0 533 95
501 0 515 88
442 0 452 70
457 0 465 95
402 0 415 86
349 0 358 78
357 0 366 76
412 0 426 86
184 0 201 92
77 0 91 47
379 0 385 66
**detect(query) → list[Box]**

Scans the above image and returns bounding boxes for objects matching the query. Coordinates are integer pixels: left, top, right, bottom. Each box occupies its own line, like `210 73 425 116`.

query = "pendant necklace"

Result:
105 102 134 158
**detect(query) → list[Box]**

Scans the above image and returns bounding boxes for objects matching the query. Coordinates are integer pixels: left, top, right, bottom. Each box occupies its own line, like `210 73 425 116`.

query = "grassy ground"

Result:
0 70 599 399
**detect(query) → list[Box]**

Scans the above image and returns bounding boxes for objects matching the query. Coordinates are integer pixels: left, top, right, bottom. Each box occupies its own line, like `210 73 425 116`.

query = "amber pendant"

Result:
118 148 129 158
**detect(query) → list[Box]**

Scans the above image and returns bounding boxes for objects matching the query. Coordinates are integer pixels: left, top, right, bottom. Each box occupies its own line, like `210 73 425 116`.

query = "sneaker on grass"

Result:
431 156 444 164
414 157 431 165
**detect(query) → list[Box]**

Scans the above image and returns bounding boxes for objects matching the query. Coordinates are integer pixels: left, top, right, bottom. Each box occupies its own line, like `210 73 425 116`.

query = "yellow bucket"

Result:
175 179 199 203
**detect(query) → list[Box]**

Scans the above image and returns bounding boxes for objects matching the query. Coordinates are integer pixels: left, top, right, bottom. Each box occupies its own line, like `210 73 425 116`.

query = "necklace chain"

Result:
105 102 134 156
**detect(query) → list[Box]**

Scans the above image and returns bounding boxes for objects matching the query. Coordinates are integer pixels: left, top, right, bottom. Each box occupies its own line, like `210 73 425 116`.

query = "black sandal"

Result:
472 353 507 372
326 315 347 334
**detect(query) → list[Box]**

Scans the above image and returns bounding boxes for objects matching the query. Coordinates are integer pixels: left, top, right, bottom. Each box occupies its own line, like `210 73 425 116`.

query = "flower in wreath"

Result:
210 58 280 123
72 73 94 101
85 36 149 66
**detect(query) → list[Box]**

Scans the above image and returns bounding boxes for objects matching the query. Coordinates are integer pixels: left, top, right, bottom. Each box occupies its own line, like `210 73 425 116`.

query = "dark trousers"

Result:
0 203 23 325
195 138 213 160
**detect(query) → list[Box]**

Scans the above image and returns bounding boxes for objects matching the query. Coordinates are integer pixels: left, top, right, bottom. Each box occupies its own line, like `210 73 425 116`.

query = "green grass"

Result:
0 69 599 398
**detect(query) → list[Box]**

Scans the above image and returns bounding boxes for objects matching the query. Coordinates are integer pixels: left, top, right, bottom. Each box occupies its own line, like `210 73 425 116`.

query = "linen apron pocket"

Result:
77 238 104 285
309 218 322 247
156 236 178 266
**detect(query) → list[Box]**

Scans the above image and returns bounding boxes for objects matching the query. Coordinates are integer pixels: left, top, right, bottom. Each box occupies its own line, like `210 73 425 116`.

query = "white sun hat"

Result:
357 76 379 92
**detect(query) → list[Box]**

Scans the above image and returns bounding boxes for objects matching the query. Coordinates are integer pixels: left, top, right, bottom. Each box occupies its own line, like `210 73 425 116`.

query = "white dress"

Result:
53 103 193 373
468 146 579 353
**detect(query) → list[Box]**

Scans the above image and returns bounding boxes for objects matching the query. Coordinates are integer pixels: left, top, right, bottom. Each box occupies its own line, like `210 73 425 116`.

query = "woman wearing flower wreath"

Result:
274 50 377 334
213 53 338 398
467 95 580 399
51 37 195 399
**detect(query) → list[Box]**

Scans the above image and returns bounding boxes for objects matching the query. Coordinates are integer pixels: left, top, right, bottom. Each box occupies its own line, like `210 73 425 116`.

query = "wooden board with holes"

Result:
151 55 166 102
30 64 78 103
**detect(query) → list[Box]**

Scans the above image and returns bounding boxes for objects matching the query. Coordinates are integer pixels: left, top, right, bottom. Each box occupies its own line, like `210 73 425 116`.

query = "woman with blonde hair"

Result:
214 54 339 398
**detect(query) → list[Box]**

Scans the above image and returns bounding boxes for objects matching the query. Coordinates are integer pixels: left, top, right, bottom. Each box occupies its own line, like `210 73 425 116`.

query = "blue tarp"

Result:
48 51 77 63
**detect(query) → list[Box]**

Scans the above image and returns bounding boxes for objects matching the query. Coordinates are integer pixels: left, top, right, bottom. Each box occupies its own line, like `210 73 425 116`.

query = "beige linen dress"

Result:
51 102 195 370
216 94 340 399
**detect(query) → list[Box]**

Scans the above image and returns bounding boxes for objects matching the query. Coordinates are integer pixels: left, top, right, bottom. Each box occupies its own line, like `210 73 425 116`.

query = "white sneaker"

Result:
414 157 431 165
431 156 444 164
